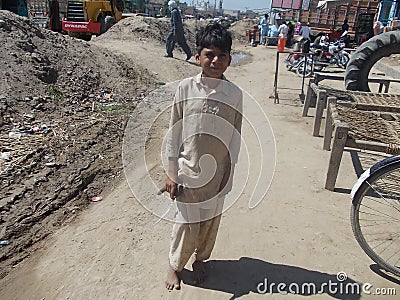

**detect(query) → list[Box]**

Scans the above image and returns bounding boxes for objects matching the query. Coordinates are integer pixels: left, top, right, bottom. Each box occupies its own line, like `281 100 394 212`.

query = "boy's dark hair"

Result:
196 23 232 54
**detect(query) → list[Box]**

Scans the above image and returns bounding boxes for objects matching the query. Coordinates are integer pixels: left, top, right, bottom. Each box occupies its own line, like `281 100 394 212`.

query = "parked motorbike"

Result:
294 32 351 77
284 36 307 70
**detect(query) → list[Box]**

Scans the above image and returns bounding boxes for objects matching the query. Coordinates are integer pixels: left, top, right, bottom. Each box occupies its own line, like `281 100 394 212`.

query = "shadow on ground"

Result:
181 257 361 299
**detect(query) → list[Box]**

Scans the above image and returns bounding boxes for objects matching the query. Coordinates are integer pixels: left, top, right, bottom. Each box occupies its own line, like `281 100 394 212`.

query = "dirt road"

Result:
1 23 400 299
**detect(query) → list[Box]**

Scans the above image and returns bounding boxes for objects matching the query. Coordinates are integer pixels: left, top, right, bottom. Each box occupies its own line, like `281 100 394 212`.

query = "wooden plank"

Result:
323 97 337 150
346 138 400 155
325 121 349 191
337 102 400 113
313 89 327 137
302 78 315 117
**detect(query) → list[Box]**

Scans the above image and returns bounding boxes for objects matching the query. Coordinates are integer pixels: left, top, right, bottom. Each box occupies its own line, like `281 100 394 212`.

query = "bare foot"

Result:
192 260 206 284
165 265 181 290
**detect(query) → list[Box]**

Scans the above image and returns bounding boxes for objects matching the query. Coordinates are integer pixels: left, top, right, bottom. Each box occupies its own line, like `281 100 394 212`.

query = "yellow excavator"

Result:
62 0 125 40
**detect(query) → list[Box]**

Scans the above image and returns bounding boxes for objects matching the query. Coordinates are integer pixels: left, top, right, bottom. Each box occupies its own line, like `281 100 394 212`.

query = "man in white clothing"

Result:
299 22 312 40
277 21 288 38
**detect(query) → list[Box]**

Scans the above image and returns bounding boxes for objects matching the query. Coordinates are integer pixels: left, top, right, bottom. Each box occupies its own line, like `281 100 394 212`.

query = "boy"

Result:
164 23 243 290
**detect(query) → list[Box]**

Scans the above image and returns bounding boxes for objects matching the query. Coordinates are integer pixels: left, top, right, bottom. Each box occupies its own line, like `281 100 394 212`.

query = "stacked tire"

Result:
345 31 400 91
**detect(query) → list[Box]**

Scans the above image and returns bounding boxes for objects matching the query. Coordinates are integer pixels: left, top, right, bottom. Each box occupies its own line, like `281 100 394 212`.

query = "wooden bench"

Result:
323 96 400 190
302 72 400 137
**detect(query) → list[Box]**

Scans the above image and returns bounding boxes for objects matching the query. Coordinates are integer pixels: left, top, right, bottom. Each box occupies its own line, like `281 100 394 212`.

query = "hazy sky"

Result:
222 0 271 11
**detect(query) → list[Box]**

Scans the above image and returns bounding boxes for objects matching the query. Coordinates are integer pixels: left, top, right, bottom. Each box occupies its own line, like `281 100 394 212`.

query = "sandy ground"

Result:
1 32 400 299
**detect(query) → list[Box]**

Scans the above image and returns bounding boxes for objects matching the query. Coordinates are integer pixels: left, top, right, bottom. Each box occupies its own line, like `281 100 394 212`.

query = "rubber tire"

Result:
338 52 350 68
68 31 92 41
104 16 116 32
345 31 400 91
296 61 313 78
351 161 400 277
100 16 116 34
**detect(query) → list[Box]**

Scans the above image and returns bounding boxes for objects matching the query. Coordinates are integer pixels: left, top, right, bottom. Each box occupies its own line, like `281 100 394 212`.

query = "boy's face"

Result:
195 46 231 79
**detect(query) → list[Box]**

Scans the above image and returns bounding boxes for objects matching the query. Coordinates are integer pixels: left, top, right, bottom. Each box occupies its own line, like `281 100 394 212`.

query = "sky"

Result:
222 0 272 11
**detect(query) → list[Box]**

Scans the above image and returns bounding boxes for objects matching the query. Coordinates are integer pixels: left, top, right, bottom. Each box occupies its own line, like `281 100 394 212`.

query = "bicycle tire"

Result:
296 61 313 78
351 161 400 277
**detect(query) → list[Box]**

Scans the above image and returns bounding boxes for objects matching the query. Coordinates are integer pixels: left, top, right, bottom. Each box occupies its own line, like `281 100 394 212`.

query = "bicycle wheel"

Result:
296 61 313 78
351 161 400 277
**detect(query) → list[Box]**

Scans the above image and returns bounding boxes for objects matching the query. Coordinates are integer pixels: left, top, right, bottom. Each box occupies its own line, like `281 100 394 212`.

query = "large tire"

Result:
337 51 350 68
100 16 116 34
345 31 400 91
68 31 92 41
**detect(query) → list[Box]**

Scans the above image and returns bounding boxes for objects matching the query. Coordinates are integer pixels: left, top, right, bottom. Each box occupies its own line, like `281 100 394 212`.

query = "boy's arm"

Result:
165 86 183 199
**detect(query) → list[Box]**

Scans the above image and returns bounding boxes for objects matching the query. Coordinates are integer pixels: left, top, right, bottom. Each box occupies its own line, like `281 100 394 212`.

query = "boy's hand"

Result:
164 158 179 199
165 176 178 199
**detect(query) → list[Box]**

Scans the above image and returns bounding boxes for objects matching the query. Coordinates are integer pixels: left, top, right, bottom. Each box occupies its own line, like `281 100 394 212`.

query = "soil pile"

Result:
0 10 153 274
0 10 252 277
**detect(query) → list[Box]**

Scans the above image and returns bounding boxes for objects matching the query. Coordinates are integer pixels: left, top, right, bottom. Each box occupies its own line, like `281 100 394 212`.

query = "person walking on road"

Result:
165 0 192 60
277 21 288 38
259 14 269 45
299 22 312 41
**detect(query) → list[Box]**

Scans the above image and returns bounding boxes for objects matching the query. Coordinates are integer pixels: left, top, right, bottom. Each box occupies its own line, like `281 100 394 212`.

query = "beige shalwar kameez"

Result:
166 73 243 271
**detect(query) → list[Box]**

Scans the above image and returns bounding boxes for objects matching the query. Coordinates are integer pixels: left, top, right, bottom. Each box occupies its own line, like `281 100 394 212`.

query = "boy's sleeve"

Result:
166 86 184 159
229 91 243 164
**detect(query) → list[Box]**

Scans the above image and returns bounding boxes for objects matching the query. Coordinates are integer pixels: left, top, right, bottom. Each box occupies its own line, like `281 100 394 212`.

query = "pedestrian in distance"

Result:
277 20 288 38
341 19 349 33
164 22 243 291
295 20 302 35
259 14 269 45
165 0 192 60
299 22 312 41
286 20 295 47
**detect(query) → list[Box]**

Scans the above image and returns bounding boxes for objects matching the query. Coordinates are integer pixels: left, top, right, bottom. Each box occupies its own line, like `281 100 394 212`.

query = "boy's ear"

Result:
195 53 201 64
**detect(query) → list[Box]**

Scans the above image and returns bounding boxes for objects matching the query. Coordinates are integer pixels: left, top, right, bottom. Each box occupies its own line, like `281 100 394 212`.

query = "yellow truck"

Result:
62 0 125 40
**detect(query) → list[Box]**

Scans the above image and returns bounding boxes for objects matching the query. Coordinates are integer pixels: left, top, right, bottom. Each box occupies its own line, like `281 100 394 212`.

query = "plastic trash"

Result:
8 132 22 139
0 152 11 160
91 196 103 202
0 241 10 246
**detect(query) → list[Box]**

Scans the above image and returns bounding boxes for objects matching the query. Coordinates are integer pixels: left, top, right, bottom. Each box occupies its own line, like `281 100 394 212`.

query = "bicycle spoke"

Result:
352 164 400 276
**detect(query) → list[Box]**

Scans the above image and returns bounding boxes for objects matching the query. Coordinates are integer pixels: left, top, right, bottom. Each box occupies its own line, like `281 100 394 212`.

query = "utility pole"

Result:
214 0 216 17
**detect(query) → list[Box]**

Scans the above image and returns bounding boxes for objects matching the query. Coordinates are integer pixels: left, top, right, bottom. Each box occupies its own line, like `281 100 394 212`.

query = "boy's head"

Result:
195 23 232 79
196 22 232 55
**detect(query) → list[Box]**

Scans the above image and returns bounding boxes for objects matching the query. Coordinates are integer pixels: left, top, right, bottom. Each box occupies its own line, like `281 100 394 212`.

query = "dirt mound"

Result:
229 19 258 43
94 16 203 55
0 10 153 274
0 11 253 276
95 15 250 52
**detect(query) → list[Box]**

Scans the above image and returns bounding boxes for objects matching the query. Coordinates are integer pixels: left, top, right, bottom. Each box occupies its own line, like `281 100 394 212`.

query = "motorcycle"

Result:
284 36 306 71
295 32 351 77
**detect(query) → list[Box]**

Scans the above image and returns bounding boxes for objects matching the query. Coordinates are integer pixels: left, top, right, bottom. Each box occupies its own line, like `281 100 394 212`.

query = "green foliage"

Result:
45 84 63 100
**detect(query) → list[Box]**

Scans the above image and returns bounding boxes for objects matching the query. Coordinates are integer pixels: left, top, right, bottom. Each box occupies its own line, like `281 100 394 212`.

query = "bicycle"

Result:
351 154 400 277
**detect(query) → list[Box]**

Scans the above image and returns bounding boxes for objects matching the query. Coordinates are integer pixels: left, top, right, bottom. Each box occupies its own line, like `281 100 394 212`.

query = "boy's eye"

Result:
205 53 228 60
206 53 215 59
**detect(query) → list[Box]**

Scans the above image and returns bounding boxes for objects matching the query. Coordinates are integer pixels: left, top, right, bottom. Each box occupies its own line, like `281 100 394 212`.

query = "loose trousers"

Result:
166 31 191 57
